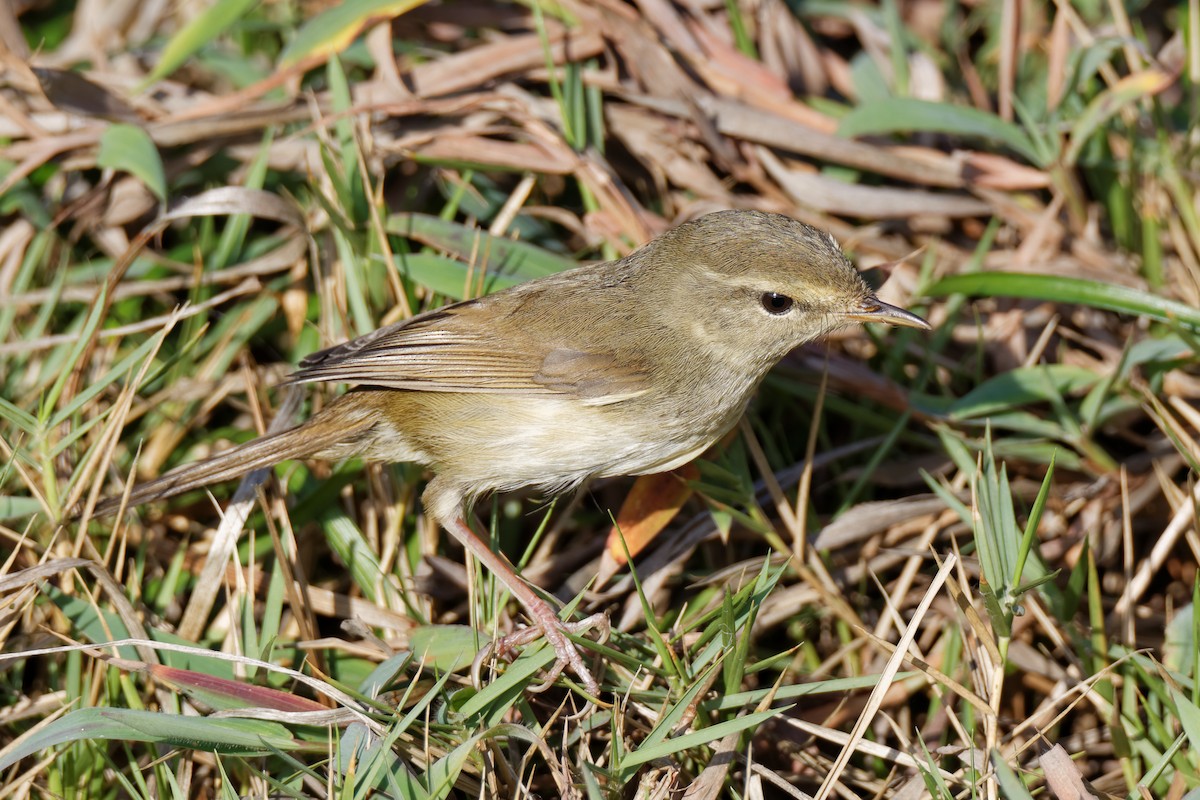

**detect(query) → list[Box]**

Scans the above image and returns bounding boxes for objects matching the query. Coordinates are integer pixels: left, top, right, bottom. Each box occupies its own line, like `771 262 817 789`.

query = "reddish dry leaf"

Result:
150 664 329 714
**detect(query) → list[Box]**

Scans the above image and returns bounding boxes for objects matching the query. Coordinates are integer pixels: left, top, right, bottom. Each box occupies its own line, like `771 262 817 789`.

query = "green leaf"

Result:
631 663 724 762
949 365 1101 419
961 410 1077 440
392 253 525 301
279 0 430 67
1170 688 1200 762
456 642 556 726
0 708 298 771
322 511 398 606
96 125 166 201
992 439 1081 470
48 318 174 430
0 496 41 521
424 731 484 799
48 586 236 677
142 0 258 86
978 580 1011 639
41 287 109 423
623 705 788 769
701 672 918 713
389 213 577 278
975 437 1017 595
990 748 1034 799
0 396 38 435
336 723 429 800
409 625 481 673
838 97 1044 165
926 272 1200 333
1013 453 1055 588
1163 599 1194 674
357 651 414 699
1013 571 1061 596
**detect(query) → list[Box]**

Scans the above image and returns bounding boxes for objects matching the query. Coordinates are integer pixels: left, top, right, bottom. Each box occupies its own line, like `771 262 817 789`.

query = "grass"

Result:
2 0 1200 797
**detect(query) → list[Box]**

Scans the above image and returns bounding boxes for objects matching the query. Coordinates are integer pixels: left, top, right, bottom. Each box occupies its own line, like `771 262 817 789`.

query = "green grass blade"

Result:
48 325 172 430
142 0 258 86
0 496 41 521
387 213 577 277
1012 452 1054 589
0 395 39 435
392 253 524 300
96 125 166 202
623 705 789 769
0 708 298 770
926 272 1200 332
838 97 1044 165
989 748 1034 799
949 365 1101 420
322 510 398 606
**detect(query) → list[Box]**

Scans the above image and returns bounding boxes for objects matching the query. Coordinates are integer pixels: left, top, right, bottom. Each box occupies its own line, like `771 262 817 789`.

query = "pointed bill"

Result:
844 297 931 330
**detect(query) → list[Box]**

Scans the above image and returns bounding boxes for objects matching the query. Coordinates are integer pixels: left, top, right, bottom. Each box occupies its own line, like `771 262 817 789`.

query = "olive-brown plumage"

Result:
93 209 929 694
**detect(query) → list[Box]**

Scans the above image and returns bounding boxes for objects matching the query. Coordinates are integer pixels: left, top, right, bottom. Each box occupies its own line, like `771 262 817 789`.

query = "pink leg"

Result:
441 514 608 695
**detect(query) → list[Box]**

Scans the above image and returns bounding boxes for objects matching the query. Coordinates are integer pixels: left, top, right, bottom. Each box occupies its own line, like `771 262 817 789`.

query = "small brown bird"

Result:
94 210 928 694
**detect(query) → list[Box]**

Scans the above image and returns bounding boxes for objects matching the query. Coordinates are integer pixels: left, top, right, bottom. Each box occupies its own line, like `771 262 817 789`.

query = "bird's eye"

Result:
760 292 794 314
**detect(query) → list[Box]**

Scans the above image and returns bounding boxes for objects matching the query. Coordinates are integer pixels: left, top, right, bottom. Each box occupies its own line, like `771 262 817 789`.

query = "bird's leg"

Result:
441 514 608 695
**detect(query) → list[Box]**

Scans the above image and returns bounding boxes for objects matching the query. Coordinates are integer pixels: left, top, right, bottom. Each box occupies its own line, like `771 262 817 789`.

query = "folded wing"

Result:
286 300 651 405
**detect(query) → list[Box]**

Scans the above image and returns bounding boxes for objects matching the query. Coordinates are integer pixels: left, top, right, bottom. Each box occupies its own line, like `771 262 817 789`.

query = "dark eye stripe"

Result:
761 292 794 314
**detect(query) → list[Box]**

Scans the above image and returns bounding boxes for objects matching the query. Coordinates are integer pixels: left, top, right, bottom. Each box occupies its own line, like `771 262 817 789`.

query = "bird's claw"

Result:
471 611 609 696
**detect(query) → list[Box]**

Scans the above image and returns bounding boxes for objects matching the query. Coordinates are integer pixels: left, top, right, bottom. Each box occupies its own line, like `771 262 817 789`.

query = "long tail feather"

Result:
91 416 367 517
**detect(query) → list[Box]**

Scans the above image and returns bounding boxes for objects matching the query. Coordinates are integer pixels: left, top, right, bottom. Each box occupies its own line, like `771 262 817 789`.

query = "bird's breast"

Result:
353 356 765 498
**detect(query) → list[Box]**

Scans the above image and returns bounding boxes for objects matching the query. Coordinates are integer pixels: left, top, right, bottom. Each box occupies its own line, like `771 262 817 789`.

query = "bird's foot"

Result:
472 606 609 696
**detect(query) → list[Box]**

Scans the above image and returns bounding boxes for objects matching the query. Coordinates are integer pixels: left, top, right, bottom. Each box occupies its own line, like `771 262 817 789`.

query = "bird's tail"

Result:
90 413 372 517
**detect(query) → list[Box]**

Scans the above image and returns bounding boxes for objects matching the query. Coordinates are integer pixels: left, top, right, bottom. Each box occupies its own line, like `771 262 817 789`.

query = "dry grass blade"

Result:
1040 742 1104 799
0 278 262 356
814 553 957 800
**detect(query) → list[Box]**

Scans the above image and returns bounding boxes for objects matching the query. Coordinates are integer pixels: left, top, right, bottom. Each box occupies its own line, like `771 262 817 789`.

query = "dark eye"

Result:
761 292 794 314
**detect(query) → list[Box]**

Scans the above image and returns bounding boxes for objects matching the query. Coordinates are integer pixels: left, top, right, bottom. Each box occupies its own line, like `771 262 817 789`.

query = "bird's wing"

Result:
286 300 651 404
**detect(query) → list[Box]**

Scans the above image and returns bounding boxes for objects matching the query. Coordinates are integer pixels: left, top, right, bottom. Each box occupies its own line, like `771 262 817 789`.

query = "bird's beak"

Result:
844 297 931 330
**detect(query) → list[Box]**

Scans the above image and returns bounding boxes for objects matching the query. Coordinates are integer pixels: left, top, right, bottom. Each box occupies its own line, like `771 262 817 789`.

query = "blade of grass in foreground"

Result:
387 213 578 277
837 97 1046 166
926 272 1200 333
0 708 298 770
